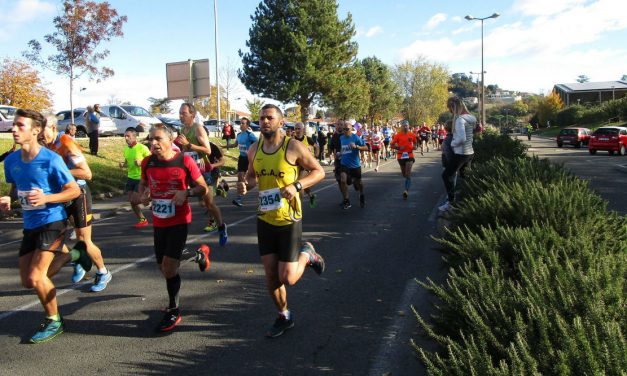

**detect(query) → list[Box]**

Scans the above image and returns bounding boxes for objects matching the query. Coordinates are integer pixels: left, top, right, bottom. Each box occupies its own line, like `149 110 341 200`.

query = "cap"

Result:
401 120 410 126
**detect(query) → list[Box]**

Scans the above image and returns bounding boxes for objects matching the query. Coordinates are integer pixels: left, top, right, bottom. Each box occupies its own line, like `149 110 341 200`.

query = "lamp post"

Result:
465 12 500 127
611 85 615 101
469 71 485 108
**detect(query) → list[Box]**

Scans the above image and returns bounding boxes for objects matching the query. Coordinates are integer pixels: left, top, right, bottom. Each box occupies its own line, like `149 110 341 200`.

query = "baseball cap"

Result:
401 120 410 126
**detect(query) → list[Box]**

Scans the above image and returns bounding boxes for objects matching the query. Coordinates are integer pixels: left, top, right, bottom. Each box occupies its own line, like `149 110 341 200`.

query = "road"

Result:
0 136 624 375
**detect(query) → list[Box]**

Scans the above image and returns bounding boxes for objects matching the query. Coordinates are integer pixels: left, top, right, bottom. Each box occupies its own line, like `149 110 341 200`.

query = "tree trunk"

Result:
299 98 311 122
69 68 74 124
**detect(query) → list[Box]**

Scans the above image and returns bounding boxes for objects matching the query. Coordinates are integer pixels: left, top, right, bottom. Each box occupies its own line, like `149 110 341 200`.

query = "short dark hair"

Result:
16 108 46 130
181 102 197 116
260 104 283 118
240 117 250 125
125 127 137 135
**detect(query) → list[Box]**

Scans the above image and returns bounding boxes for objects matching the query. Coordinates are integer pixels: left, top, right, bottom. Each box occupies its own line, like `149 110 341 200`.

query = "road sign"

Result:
166 59 211 101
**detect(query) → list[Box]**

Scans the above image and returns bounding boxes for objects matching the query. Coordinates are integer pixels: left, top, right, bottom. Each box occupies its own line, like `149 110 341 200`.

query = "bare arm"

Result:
28 181 80 207
238 142 259 195
69 159 92 181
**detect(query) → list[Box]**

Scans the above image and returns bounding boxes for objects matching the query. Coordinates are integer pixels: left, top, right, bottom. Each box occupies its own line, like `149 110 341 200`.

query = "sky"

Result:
1 0 626 115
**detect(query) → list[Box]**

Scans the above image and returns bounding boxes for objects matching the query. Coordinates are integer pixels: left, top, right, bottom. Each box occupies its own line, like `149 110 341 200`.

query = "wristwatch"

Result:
293 181 302 192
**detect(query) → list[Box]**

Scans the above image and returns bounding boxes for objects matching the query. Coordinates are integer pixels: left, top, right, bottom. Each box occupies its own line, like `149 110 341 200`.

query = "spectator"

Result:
85 104 101 156
222 122 234 149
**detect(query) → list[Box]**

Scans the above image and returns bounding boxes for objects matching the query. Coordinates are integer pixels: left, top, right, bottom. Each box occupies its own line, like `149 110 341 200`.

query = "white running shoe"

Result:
438 201 452 212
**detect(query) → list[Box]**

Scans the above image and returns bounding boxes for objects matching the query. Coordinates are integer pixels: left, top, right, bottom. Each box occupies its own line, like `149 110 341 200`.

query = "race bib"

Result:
341 144 352 155
184 151 200 164
17 190 45 211
258 188 283 212
239 144 248 154
401 152 409 159
152 198 175 219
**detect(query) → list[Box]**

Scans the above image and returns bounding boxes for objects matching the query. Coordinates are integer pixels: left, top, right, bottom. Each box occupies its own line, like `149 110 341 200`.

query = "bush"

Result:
472 130 528 164
554 97 627 126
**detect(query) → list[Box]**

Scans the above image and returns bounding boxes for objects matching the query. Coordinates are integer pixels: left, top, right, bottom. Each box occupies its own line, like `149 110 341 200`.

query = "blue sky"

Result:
2 0 626 114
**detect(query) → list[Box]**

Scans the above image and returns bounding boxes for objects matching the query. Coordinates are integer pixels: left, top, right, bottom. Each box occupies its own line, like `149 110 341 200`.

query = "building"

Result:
553 81 627 106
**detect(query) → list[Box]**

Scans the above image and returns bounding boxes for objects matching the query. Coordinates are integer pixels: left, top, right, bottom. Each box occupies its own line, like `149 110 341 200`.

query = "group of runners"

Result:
1 98 474 344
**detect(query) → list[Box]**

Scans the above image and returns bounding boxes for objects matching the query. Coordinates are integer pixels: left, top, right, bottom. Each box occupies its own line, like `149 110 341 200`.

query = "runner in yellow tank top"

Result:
238 104 326 338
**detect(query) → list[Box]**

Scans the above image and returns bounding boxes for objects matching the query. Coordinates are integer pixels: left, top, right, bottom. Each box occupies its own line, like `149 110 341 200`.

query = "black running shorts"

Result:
125 178 141 193
339 165 362 180
154 223 188 264
19 219 68 257
65 184 93 229
257 219 302 262
397 158 415 169
237 155 249 172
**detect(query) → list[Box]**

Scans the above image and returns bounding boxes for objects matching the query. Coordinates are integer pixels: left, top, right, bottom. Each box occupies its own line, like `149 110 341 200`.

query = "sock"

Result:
47 313 61 321
218 224 225 231
166 274 181 310
280 310 291 320
404 177 411 191
98 267 108 275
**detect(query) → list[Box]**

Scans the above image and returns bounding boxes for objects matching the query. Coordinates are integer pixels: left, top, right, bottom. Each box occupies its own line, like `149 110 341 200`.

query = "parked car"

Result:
156 115 181 137
0 105 17 132
100 105 161 134
55 108 117 138
588 126 627 155
203 119 226 134
556 127 591 148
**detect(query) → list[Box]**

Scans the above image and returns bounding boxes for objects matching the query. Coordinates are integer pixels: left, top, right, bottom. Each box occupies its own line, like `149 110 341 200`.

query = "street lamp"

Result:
469 71 485 106
465 12 500 127
611 85 615 101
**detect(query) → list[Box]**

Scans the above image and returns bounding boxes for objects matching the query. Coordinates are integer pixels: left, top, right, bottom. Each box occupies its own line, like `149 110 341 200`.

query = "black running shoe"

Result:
359 194 365 208
266 314 294 338
300 242 325 275
342 199 351 210
195 244 211 272
157 308 181 332
232 199 243 207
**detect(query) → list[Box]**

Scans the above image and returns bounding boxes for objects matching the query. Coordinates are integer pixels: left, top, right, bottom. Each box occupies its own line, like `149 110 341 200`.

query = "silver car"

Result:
55 108 117 138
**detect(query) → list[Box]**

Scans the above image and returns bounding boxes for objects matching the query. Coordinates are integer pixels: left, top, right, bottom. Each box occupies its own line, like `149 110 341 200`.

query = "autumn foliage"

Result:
0 58 53 112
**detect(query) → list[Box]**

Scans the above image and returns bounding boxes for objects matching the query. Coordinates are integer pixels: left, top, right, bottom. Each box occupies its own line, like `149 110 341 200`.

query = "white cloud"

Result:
365 26 383 37
425 13 447 30
451 16 462 22
0 0 55 41
512 0 587 16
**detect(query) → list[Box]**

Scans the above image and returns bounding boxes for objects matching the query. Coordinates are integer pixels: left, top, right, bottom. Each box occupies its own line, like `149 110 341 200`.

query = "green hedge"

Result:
555 97 627 127
413 133 627 375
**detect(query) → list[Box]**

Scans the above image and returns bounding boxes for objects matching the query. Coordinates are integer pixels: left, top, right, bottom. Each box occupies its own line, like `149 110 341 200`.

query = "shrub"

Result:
472 131 528 164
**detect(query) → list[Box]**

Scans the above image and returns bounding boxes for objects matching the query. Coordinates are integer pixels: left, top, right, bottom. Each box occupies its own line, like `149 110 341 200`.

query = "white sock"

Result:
98 267 108 274
280 310 291 320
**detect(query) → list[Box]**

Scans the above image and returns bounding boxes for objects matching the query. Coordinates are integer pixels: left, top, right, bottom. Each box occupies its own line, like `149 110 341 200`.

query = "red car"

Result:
556 127 591 148
588 126 627 155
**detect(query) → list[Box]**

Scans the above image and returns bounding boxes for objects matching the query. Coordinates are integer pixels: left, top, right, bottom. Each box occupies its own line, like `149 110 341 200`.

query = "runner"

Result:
418 122 431 156
329 120 346 205
131 125 211 332
431 124 439 150
382 123 393 160
41 116 112 291
121 127 152 228
2 108 90 343
175 103 227 245
201 139 227 230
390 120 418 200
226 117 258 207
437 124 447 151
339 121 368 209
370 125 383 172
293 122 320 208
237 104 325 338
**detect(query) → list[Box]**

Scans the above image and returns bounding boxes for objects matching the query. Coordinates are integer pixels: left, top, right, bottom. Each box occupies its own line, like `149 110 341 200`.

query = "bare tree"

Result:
219 57 244 121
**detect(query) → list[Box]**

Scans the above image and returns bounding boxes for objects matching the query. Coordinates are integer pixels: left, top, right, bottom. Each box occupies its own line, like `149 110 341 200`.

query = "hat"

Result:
401 120 409 126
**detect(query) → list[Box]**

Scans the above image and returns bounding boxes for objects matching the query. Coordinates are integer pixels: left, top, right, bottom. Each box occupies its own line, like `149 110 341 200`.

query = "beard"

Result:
261 129 276 140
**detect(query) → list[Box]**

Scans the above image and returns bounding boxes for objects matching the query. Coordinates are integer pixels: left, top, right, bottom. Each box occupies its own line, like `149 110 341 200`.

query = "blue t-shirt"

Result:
382 127 392 141
339 133 364 169
236 130 258 157
4 147 74 229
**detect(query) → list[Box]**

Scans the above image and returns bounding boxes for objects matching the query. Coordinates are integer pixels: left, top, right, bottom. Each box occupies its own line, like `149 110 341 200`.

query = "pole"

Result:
480 19 485 128
214 0 221 124
188 59 194 104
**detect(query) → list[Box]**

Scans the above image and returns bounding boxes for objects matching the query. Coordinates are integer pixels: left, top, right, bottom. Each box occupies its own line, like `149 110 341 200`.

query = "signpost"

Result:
166 59 211 102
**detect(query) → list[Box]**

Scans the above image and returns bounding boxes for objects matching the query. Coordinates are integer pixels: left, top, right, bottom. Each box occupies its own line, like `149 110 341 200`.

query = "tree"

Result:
0 58 53 112
219 57 245 121
195 85 229 120
449 72 477 98
239 0 357 121
245 97 265 121
147 97 172 114
361 56 402 124
322 63 369 120
621 74 627 81
392 57 449 125
23 0 127 123
486 84 499 94
536 91 563 127
576 75 590 83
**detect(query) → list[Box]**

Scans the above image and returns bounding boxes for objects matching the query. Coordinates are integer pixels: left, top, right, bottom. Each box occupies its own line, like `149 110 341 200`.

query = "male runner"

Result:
227 117 258 207
417 122 431 156
339 121 368 209
121 127 152 228
131 125 211 332
293 122 320 208
370 125 383 172
390 120 418 200
201 139 227 231
329 121 345 205
2 109 91 343
41 115 111 291
238 104 325 338
381 123 393 160
175 103 227 245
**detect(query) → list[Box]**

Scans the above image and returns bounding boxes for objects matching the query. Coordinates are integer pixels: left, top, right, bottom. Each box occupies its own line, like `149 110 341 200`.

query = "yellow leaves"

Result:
0 58 53 112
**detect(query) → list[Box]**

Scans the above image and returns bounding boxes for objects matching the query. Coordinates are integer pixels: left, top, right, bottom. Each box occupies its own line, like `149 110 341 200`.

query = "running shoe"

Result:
73 241 92 273
300 242 325 275
30 317 64 343
266 314 294 338
420 150 424 156
402 190 408 200
232 199 243 207
157 308 181 332
203 220 218 233
342 199 352 210
71 263 85 283
309 193 317 208
218 224 228 246
438 201 452 212
216 186 225 198
69 229 77 240
195 244 211 272
374 167 378 172
359 194 365 208
134 218 149 229
90 271 112 292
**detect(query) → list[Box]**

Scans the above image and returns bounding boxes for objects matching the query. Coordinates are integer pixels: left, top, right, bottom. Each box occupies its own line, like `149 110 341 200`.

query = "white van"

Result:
0 105 17 132
100 105 161 135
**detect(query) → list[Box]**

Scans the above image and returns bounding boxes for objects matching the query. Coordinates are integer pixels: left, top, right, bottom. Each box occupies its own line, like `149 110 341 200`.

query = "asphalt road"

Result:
0 152 447 376
0 136 624 375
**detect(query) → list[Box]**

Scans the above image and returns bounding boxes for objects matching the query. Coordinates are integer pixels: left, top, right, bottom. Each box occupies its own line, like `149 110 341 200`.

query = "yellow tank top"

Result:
253 136 302 226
